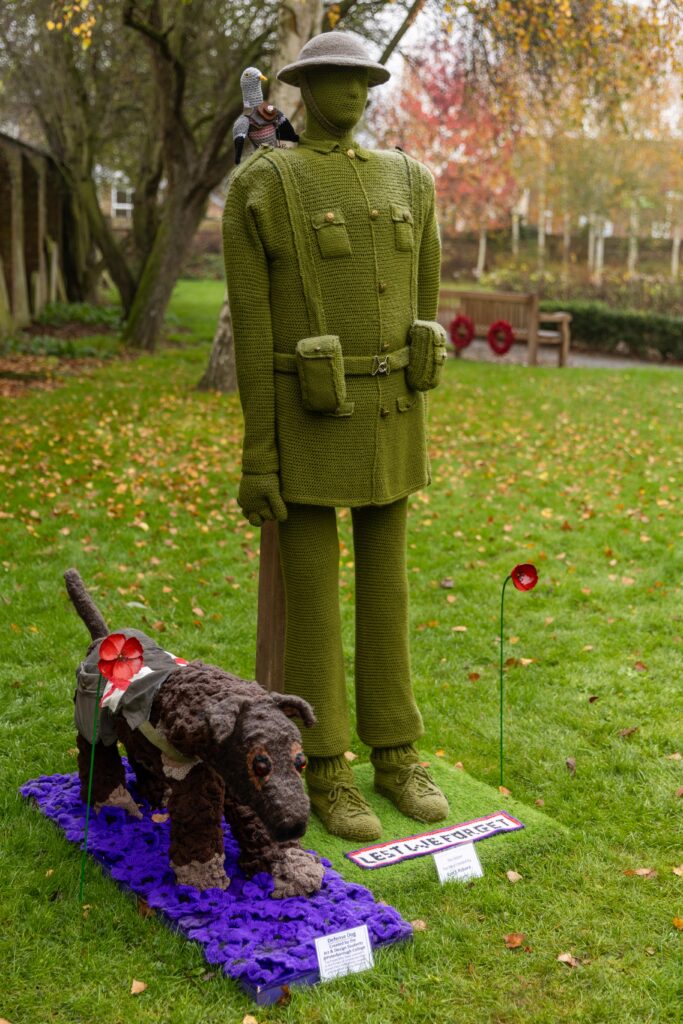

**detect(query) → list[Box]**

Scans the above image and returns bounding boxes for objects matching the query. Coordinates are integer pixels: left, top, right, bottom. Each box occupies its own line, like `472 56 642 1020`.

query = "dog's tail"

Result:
64 568 109 640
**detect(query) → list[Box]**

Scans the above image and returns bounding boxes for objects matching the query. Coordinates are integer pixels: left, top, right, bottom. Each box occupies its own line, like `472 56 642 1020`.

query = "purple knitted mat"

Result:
20 767 412 1002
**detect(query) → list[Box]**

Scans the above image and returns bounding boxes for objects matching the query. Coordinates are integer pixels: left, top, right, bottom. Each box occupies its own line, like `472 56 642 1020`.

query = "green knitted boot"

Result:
371 744 449 823
306 755 382 842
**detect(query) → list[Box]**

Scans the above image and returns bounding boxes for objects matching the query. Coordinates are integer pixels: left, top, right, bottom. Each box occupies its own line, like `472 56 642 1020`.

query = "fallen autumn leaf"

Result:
506 870 523 883
504 933 525 949
130 979 147 995
557 952 581 968
411 919 428 931
566 757 576 776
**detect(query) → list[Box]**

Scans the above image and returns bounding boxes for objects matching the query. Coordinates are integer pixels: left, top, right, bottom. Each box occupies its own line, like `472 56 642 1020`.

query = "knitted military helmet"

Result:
277 31 390 88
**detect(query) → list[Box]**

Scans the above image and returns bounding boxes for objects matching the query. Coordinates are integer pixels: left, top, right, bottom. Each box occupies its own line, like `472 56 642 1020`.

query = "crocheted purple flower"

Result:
20 768 412 989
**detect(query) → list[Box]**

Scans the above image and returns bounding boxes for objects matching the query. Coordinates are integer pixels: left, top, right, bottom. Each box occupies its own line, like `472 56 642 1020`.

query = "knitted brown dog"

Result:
66 569 324 898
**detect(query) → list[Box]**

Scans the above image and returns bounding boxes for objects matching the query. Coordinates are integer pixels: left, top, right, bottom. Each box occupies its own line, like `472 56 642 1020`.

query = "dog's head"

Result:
206 691 315 842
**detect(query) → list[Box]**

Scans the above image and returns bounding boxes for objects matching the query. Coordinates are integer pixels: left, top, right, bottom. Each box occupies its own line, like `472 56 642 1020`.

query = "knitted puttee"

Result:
371 744 449 823
306 755 382 841
277 500 423 757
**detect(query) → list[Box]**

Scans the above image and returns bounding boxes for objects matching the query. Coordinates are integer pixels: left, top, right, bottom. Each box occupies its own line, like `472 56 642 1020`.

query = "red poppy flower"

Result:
98 633 144 684
510 564 538 591
449 314 475 350
488 320 515 355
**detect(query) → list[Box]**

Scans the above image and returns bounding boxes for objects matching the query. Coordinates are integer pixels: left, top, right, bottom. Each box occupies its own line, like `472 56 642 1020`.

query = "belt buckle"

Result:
372 355 390 376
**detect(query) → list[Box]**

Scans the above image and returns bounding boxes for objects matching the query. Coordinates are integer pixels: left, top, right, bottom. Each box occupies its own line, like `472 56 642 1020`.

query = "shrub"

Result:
33 301 122 330
0 333 122 359
539 298 683 361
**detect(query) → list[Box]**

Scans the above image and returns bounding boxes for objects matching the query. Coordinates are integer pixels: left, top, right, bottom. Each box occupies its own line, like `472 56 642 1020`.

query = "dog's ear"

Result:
270 693 316 729
206 696 248 747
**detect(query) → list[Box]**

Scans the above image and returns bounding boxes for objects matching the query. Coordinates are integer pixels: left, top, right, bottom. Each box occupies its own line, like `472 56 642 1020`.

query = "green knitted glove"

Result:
238 473 288 527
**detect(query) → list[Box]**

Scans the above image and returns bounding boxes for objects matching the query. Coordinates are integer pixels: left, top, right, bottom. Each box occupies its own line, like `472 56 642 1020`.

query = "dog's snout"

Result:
274 820 307 842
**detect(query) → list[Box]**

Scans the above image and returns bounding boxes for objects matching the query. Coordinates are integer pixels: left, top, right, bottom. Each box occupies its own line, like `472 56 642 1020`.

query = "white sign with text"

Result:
434 842 484 884
314 924 374 981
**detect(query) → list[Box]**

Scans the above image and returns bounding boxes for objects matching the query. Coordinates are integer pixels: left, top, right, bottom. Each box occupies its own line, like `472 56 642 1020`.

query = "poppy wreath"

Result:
449 314 475 350
487 320 515 356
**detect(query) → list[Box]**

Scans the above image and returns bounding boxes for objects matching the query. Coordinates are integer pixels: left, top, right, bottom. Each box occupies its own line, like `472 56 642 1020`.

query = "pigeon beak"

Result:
259 74 268 82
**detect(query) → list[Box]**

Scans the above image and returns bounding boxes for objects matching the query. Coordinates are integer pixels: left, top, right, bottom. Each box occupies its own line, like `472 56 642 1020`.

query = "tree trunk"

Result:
197 290 238 392
475 224 487 277
511 210 520 257
592 217 605 286
60 187 100 303
537 141 546 271
122 198 204 350
672 224 681 281
627 207 639 276
562 211 571 282
587 214 595 272
78 178 137 313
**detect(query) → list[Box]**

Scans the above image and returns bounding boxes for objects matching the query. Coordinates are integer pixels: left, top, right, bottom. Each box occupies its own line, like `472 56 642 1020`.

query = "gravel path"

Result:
455 338 680 370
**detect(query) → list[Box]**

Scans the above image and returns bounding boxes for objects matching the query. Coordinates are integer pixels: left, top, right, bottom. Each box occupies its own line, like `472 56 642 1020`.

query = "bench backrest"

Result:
438 289 539 348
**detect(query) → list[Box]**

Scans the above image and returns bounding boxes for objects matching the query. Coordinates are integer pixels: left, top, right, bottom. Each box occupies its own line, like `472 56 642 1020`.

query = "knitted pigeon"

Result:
233 67 299 165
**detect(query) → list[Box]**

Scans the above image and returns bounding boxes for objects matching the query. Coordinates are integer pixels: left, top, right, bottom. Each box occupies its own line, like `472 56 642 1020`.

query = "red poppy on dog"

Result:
510 564 538 591
98 633 144 684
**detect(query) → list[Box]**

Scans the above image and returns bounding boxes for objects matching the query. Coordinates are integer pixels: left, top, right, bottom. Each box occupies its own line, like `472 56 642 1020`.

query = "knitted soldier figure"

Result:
222 31 449 841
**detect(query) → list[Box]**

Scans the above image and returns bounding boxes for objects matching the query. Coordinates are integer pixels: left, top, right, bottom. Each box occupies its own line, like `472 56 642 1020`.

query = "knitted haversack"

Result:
406 319 448 392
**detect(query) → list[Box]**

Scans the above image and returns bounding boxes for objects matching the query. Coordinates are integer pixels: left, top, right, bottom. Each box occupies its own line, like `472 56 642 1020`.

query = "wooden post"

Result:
255 520 286 692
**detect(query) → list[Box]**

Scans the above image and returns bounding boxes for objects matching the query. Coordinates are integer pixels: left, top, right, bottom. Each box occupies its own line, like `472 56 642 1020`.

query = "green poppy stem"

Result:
79 673 103 904
499 575 511 788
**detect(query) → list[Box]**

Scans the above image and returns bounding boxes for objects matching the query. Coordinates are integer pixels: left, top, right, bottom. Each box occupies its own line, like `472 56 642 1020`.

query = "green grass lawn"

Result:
1 280 682 1023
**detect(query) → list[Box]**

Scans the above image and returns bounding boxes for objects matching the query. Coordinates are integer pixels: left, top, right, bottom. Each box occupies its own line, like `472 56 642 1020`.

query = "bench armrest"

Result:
539 311 572 324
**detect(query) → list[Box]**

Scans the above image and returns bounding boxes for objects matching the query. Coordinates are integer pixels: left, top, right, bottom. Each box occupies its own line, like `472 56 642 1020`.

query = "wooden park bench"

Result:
438 289 572 367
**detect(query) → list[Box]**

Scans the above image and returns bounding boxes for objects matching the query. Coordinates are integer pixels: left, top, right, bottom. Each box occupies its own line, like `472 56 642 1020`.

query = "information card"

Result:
314 924 374 981
434 842 484 884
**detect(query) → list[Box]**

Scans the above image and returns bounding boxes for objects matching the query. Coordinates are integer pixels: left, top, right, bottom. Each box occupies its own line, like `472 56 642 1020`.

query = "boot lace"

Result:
391 762 438 795
327 779 373 819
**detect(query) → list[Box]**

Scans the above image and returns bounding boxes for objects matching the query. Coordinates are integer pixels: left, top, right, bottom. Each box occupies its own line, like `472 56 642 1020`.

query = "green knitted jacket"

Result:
222 134 442 507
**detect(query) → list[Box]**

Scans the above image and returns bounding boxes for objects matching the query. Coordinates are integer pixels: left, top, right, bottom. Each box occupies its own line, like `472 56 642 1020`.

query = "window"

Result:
111 186 134 219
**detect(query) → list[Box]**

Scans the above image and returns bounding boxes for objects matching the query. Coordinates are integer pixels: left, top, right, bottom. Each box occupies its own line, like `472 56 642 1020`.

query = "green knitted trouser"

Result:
277 498 424 756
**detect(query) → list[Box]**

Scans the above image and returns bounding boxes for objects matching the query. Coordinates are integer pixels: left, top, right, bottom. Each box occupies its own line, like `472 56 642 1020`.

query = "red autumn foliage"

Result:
371 44 520 235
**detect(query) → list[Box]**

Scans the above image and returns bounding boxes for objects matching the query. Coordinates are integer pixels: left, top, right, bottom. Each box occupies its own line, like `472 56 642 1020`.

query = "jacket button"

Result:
325 211 335 222
403 211 411 221
380 406 389 417
380 341 389 351
347 148 356 159
378 281 387 293
370 209 379 220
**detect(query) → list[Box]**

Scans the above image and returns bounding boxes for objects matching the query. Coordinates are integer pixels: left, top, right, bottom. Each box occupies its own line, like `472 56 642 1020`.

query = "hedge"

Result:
539 298 683 361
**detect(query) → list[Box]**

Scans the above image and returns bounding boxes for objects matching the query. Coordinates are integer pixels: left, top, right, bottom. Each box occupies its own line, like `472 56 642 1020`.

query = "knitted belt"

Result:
273 345 410 377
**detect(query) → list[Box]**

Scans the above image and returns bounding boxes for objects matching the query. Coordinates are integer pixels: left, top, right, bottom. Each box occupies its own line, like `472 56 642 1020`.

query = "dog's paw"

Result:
172 852 230 891
270 846 325 899
94 784 143 820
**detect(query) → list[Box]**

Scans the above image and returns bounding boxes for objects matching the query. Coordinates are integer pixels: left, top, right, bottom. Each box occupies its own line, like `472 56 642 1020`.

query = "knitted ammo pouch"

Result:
406 320 448 392
295 335 354 416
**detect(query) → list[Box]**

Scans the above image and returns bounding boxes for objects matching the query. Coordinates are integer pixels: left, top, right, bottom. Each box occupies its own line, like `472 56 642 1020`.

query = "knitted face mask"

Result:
301 67 369 137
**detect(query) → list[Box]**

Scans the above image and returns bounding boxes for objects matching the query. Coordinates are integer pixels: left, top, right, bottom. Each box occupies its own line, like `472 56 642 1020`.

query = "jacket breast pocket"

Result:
311 209 352 259
390 204 414 251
